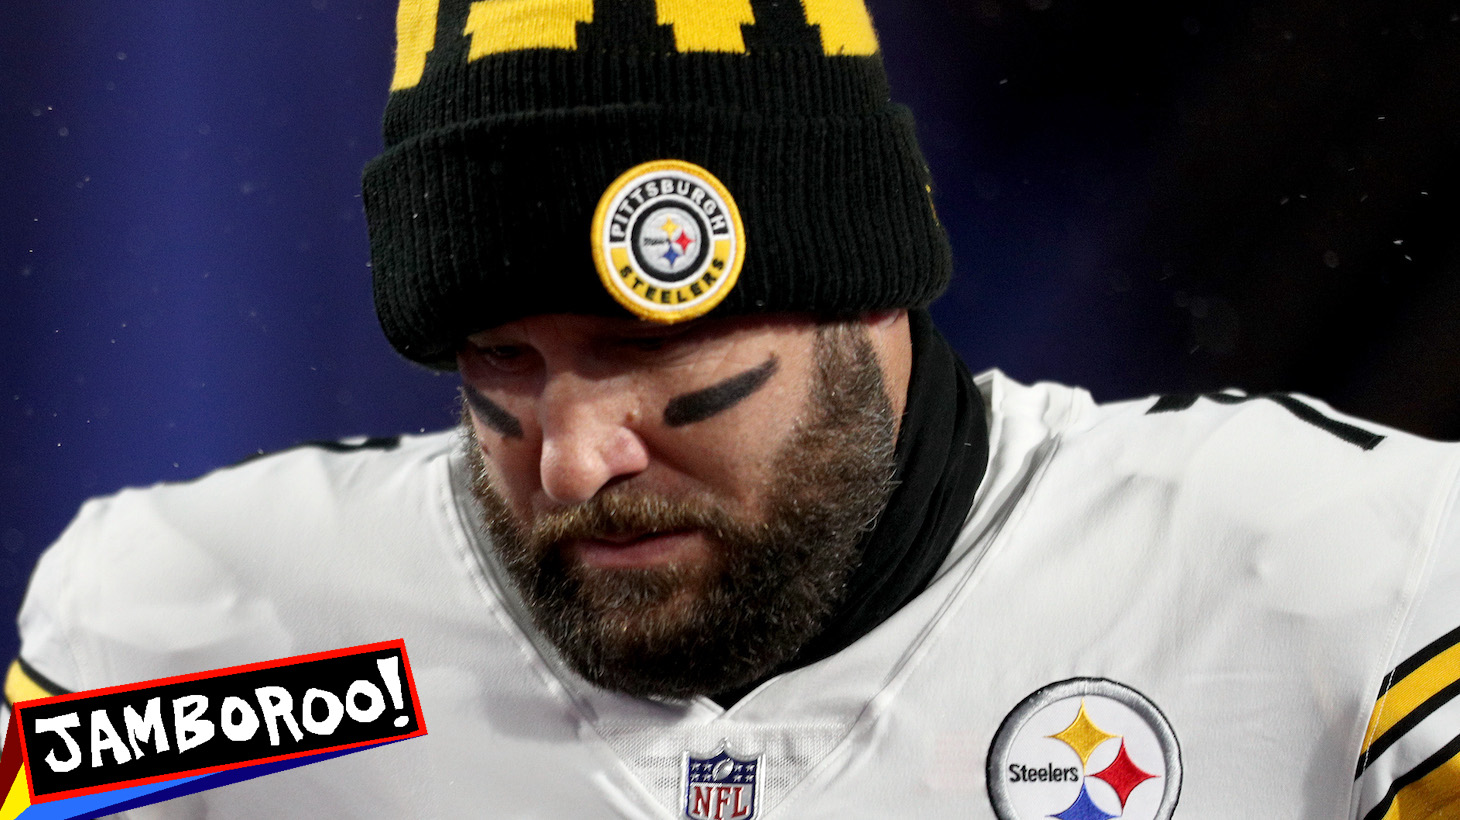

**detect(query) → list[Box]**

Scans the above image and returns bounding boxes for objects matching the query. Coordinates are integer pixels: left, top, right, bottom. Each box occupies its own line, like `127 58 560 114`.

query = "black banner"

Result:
15 640 425 801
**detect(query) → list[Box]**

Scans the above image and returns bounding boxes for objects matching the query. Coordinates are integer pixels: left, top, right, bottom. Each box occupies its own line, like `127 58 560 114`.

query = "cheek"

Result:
676 432 775 511
469 412 542 513
652 377 808 508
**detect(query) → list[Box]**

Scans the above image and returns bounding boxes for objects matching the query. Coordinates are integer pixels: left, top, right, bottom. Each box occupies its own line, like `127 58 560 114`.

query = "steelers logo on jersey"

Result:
987 678 1182 820
591 159 746 323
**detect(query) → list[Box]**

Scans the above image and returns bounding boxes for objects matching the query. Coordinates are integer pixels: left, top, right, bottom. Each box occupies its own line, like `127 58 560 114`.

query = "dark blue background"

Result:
5 0 1457 674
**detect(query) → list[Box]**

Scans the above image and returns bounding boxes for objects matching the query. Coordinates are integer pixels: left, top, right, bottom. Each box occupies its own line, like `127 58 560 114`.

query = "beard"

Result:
461 321 898 700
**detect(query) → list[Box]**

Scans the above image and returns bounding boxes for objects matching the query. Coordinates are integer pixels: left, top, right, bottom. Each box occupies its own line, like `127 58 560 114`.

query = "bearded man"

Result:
8 1 1460 818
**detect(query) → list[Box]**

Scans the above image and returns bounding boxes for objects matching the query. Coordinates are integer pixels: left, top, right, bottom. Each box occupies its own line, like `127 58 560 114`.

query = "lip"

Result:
568 530 706 569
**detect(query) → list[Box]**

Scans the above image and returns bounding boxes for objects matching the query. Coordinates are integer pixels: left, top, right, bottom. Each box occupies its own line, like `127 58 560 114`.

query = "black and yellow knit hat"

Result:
364 0 952 368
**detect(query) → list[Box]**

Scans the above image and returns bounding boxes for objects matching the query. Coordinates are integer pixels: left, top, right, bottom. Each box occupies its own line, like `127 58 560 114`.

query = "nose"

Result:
537 373 650 505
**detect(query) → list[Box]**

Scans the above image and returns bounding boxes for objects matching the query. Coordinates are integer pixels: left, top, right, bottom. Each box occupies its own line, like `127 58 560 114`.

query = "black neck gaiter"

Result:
713 310 989 706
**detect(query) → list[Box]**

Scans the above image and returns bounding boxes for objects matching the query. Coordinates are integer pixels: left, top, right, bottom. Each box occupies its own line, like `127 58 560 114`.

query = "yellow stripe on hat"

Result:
657 0 754 53
803 0 879 55
465 0 595 60
4 661 55 707
410 0 879 65
391 0 441 90
1363 641 1460 757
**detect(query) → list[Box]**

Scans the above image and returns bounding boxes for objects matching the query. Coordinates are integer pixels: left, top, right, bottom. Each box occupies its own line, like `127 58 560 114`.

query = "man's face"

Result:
458 313 903 699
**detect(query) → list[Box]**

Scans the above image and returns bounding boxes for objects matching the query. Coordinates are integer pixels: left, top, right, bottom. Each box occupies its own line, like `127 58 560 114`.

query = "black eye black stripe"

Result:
461 385 524 439
664 356 779 428
462 356 779 436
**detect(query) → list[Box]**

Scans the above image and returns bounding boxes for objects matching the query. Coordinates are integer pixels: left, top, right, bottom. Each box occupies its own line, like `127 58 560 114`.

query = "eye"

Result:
468 343 535 373
481 344 523 359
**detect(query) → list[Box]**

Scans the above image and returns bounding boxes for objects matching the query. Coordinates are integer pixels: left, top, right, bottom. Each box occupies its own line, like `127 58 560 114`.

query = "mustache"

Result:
516 492 748 548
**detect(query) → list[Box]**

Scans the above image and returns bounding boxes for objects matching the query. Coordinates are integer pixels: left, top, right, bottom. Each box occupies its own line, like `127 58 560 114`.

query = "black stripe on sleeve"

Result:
233 435 403 467
1378 624 1460 699
1262 394 1385 451
17 658 69 697
1362 731 1460 820
1145 391 1384 450
4 657 71 708
1358 677 1460 778
1147 393 1200 414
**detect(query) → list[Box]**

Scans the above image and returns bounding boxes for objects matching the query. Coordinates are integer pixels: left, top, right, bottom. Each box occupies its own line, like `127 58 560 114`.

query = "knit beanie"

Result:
364 0 952 368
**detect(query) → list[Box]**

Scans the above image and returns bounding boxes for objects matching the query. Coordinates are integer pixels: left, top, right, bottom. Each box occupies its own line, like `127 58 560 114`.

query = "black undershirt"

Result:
711 310 990 706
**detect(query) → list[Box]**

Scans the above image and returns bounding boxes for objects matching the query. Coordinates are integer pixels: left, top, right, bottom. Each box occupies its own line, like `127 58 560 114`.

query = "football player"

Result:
8 1 1458 818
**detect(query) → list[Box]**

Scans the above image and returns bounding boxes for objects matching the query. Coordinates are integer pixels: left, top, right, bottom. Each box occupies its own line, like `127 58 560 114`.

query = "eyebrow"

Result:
461 385 524 439
664 356 780 428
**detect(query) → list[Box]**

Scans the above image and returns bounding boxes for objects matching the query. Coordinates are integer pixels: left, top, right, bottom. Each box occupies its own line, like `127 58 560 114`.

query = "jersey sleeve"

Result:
1352 467 1460 819
1 658 68 755
9 496 111 707
2 512 85 756
4 658 67 707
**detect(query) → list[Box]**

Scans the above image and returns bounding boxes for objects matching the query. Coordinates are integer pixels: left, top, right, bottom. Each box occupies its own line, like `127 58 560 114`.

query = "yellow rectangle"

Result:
657 0 754 53
802 0 879 55
465 0 594 59
390 0 441 90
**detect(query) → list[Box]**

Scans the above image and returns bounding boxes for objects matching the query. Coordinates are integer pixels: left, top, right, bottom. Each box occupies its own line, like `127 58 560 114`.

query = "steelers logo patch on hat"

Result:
592 160 746 323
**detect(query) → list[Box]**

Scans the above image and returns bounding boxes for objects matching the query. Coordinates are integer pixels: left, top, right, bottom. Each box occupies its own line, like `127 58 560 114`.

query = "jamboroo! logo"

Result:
3 641 425 819
987 679 1181 820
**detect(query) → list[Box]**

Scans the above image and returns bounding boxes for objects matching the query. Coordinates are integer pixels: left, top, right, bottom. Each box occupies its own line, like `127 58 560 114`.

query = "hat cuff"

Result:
364 103 951 368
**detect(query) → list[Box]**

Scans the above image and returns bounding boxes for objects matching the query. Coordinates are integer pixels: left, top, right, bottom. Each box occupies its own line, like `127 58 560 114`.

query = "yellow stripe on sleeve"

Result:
4 660 55 707
1364 641 1460 756
1377 745 1460 819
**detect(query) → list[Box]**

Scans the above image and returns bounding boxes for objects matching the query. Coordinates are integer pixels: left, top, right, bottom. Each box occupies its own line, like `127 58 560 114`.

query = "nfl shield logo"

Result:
681 743 760 820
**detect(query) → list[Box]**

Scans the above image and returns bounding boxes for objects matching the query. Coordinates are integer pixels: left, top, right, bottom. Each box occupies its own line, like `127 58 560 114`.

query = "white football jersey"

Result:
7 371 1460 819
